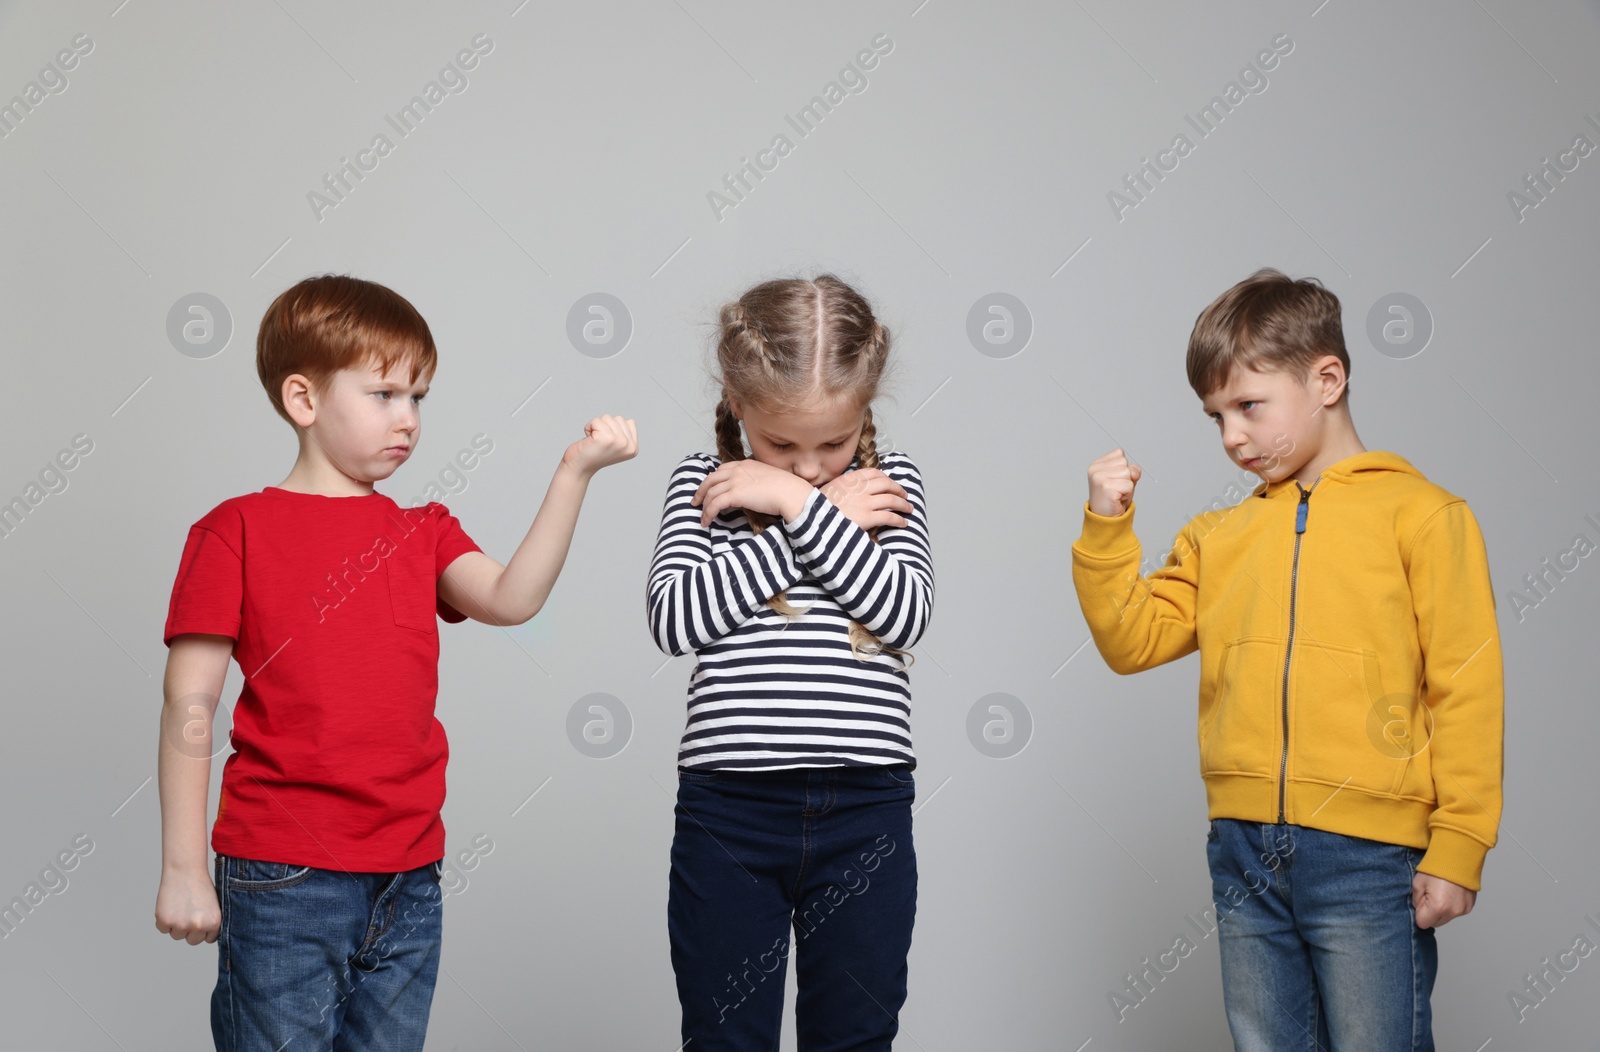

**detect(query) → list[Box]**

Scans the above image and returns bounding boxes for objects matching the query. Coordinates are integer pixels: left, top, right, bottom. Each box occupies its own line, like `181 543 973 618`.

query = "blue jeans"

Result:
210 853 444 1052
668 764 917 1051
1206 819 1438 1052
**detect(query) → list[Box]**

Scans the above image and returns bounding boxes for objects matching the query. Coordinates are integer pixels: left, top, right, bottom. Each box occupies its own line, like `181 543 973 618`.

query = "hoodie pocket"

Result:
1199 636 1282 779
1290 641 1408 797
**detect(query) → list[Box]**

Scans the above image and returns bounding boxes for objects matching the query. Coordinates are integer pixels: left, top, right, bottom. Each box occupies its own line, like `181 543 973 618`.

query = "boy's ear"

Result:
1310 354 1348 405
282 374 317 428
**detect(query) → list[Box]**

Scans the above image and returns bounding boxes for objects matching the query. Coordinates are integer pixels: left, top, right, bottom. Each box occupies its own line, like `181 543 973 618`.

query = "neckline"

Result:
261 486 387 501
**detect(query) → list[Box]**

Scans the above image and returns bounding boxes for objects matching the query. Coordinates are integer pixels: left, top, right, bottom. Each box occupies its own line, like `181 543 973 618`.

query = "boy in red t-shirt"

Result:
154 274 637 1050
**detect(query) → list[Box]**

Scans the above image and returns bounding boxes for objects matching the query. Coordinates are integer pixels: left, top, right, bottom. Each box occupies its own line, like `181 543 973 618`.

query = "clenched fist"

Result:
562 414 639 477
1087 448 1142 518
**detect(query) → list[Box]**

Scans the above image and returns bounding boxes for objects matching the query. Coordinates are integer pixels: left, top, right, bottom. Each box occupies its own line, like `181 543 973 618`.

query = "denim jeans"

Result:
668 764 917 1051
210 853 444 1052
1206 819 1438 1052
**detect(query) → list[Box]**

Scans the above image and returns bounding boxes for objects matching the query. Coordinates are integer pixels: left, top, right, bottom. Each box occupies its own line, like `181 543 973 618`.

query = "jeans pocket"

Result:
430 860 445 882
881 765 915 788
1206 820 1219 844
677 767 722 784
225 856 315 890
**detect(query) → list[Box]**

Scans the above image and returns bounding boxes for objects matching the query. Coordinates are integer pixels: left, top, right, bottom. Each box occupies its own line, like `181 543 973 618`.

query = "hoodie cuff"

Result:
1075 500 1140 559
1418 827 1489 892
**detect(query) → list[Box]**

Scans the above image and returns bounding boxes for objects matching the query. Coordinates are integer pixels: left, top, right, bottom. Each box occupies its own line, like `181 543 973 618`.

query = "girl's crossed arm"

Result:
646 454 807 655
785 453 934 652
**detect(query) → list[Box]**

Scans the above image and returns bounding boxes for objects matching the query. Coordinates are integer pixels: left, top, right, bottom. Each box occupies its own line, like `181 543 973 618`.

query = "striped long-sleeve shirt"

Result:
646 451 935 771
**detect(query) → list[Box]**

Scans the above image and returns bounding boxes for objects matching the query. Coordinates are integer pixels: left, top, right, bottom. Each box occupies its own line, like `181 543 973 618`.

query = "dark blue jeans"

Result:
668 764 917 1051
210 853 444 1052
1207 819 1438 1051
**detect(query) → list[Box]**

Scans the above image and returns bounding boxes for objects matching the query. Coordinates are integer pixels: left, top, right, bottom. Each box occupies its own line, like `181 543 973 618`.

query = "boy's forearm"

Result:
157 636 231 875
492 459 594 622
157 697 213 875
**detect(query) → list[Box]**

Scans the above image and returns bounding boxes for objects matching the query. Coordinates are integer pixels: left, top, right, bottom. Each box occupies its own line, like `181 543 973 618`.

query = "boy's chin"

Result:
1239 461 1277 482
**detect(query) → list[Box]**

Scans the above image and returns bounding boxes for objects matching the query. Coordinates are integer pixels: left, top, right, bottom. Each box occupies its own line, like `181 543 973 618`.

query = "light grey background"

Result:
2 0 1597 1048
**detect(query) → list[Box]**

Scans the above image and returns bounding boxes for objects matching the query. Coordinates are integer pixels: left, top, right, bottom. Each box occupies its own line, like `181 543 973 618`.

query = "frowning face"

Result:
293 357 431 485
1200 361 1343 486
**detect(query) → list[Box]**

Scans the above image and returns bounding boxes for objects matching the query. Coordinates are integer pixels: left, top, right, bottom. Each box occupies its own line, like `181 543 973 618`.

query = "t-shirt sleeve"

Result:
163 511 245 647
431 503 483 624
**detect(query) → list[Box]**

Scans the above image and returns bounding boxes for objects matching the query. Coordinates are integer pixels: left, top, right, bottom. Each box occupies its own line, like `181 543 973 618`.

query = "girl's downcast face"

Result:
731 393 864 487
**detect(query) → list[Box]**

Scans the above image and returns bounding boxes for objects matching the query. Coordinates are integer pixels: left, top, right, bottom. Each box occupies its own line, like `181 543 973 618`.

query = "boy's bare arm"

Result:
154 632 232 944
439 415 637 626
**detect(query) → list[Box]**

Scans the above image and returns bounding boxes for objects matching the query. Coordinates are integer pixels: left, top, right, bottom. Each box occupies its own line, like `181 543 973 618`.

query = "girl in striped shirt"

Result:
647 274 934 1050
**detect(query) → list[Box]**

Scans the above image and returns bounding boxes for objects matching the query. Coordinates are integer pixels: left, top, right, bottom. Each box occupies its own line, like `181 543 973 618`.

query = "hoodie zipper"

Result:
1278 479 1317 824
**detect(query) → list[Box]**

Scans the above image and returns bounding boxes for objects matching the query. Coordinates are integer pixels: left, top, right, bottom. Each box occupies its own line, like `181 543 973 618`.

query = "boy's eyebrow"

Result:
1202 393 1261 414
371 380 431 394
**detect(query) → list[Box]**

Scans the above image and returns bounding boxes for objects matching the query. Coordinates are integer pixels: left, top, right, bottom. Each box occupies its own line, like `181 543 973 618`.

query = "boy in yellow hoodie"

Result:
1072 268 1502 1051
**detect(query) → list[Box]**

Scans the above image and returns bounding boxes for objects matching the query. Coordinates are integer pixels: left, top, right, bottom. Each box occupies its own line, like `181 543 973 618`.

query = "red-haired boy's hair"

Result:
256 275 436 426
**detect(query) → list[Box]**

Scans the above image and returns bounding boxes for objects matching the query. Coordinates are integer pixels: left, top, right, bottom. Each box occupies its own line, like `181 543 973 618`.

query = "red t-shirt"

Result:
163 487 482 872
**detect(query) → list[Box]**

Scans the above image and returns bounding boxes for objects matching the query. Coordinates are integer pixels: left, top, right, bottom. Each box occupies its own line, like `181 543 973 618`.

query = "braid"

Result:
854 406 880 472
715 353 791 611
724 302 779 379
713 396 745 464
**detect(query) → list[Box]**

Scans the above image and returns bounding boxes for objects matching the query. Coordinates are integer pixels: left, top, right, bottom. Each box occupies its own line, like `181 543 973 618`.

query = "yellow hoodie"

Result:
1072 451 1503 890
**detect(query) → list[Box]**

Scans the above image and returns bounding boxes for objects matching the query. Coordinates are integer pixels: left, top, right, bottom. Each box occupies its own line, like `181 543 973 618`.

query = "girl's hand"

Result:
820 469 911 532
692 459 814 528
155 867 221 945
562 415 638 478
1087 447 1142 517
